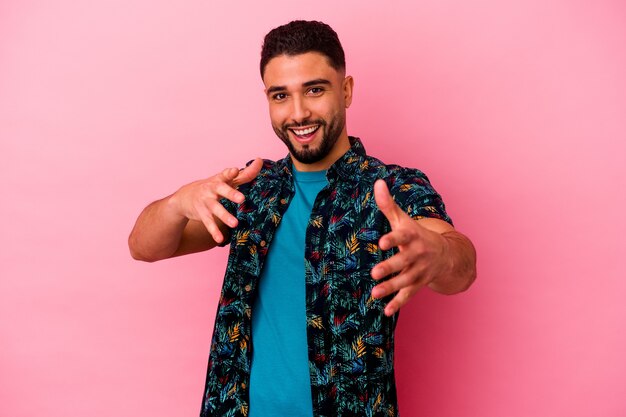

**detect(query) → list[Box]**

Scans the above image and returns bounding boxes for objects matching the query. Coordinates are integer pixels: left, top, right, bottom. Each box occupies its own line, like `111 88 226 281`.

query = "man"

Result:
129 20 476 417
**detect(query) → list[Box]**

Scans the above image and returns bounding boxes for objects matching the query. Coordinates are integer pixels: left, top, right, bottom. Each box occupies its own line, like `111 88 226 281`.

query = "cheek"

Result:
315 98 343 118
269 107 283 126
268 107 285 126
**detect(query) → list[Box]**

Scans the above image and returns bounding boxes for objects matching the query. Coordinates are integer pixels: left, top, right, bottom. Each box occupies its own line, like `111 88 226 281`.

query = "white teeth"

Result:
292 125 319 136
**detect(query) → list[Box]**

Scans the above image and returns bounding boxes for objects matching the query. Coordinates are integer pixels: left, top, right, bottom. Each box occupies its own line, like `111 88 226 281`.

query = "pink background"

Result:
2 1 625 416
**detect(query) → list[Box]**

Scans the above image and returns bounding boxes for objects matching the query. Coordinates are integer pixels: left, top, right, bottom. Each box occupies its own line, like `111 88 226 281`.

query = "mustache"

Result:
283 119 327 130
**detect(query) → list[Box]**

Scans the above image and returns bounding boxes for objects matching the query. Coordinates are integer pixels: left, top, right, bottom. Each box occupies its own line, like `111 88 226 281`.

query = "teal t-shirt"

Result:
248 167 328 417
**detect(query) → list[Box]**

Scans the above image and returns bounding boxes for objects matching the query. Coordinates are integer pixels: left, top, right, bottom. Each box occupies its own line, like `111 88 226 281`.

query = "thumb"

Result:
234 158 263 186
374 179 402 227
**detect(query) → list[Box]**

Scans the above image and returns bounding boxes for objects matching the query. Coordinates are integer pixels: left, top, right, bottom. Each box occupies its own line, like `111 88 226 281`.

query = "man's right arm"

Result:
128 158 263 262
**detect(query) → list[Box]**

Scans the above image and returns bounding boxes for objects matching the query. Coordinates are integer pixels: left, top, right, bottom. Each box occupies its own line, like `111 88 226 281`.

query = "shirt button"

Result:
260 240 266 247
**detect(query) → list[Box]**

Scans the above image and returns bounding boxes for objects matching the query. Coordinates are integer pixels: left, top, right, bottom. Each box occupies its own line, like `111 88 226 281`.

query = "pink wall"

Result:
2 1 625 416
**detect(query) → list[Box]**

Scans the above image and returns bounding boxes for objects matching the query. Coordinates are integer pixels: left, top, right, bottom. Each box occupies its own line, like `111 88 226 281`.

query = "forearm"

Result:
128 195 190 262
428 230 477 295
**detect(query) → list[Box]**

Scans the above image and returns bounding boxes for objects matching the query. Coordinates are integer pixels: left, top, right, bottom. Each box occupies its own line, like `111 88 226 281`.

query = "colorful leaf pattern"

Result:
200 138 451 417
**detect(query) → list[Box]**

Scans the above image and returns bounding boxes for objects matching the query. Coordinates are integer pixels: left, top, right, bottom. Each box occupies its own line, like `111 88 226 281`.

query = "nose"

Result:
290 96 311 123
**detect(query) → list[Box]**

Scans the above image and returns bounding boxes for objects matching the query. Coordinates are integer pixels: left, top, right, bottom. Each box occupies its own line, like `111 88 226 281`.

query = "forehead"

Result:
262 52 341 88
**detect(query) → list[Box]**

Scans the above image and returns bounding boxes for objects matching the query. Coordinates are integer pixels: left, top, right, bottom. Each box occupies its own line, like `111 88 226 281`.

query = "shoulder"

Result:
358 154 432 187
239 156 288 191
359 155 452 224
243 157 282 174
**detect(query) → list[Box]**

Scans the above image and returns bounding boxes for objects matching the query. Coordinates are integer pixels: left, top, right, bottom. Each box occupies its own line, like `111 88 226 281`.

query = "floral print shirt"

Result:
200 137 451 417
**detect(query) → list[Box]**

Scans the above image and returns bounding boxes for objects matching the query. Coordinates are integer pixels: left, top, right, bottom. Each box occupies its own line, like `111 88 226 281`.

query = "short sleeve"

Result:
387 168 453 226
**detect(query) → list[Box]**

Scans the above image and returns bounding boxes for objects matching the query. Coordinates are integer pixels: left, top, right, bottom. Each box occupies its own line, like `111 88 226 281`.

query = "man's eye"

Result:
273 93 287 101
308 87 324 95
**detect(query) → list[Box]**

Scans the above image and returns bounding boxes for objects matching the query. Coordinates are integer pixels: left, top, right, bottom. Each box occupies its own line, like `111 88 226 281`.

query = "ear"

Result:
343 75 354 108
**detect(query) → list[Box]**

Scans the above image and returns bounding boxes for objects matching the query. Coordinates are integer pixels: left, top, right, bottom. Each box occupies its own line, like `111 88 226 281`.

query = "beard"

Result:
272 112 346 165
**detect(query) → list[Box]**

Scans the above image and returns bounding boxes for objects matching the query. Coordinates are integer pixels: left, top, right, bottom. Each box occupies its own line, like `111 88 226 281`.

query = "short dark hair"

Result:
260 20 346 78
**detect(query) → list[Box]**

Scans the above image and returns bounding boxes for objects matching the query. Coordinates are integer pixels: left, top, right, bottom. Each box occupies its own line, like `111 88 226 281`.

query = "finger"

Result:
233 158 263 186
214 181 245 204
220 167 240 181
371 270 416 298
384 286 419 316
371 251 411 280
374 179 403 227
207 198 238 229
197 207 224 244
378 228 414 251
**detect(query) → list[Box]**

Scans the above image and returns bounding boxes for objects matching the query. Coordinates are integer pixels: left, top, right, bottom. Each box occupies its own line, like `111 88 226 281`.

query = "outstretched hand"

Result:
171 158 263 244
370 179 451 316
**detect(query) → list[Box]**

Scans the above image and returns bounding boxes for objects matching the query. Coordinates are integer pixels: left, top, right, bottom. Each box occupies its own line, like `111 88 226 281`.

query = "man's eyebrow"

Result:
266 79 332 96
302 79 331 87
266 85 286 95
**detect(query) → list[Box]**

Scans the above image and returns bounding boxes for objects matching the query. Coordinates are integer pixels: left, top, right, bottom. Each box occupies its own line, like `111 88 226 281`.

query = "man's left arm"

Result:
370 179 477 316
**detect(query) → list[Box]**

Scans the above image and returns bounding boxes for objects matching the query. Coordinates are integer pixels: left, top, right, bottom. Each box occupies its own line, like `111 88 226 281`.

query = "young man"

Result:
129 20 476 417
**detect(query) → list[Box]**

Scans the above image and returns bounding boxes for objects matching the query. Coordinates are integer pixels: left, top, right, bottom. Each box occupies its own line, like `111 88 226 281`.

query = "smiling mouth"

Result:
289 125 321 140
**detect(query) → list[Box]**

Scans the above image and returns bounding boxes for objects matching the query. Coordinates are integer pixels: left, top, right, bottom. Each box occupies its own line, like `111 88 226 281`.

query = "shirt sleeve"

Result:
387 167 453 226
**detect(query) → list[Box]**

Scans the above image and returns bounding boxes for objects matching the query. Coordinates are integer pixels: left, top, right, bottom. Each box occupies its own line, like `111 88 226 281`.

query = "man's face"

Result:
263 52 353 170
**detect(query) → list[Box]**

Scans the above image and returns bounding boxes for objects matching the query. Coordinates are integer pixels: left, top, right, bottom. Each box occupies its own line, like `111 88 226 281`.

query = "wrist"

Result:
440 231 456 275
429 230 476 294
164 192 189 223
427 231 455 293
